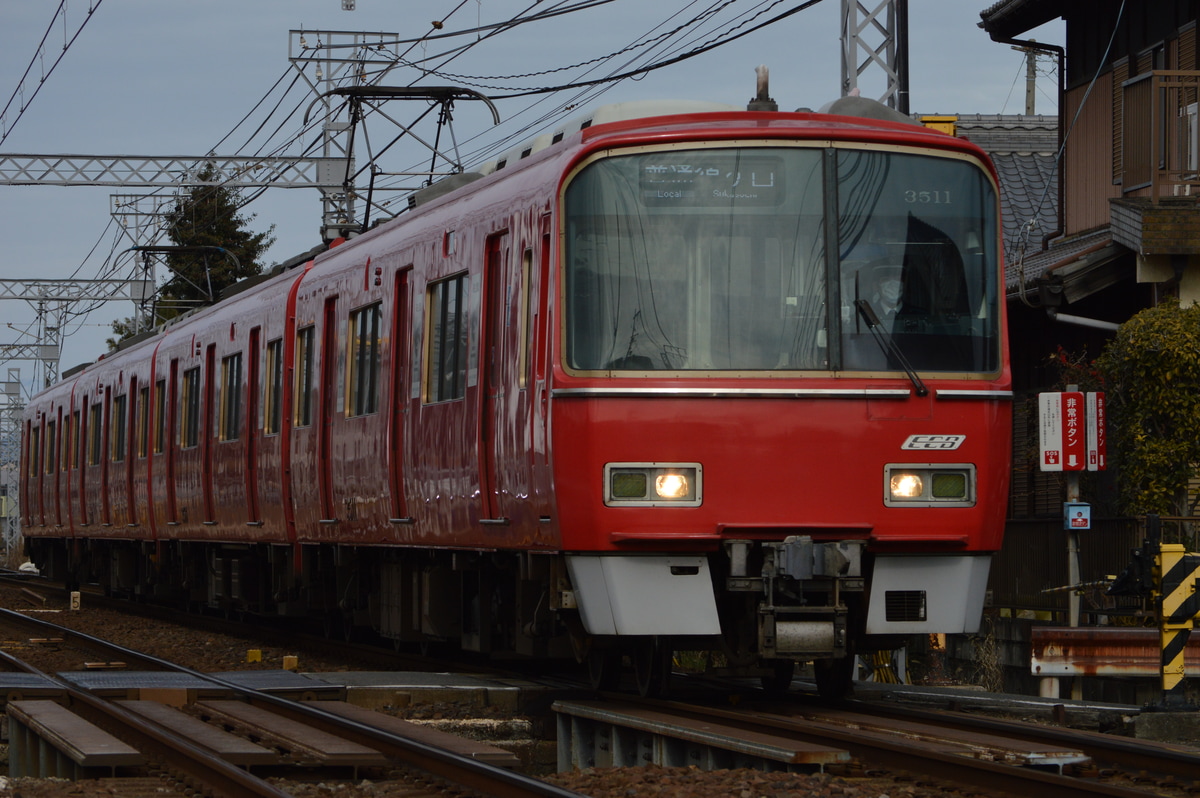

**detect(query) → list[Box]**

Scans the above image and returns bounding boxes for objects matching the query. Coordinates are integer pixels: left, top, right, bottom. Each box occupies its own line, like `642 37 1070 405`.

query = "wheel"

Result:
814 656 855 698
760 659 796 695
633 637 671 698
587 646 623 691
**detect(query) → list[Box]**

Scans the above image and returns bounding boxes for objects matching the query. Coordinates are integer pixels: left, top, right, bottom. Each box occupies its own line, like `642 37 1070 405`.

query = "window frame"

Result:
424 273 469 404
153 379 166 454
294 325 316 426
136 385 150 458
28 423 40 478
87 402 103 466
111 393 128 463
219 352 244 442
44 419 57 474
180 367 201 449
347 302 383 417
264 338 283 434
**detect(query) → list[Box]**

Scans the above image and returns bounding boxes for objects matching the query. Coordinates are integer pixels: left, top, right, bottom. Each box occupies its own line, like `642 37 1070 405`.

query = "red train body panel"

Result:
20 100 1011 693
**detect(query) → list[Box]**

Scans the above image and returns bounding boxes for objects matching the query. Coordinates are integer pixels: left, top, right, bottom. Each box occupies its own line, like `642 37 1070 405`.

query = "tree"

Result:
107 163 275 348
1095 299 1200 516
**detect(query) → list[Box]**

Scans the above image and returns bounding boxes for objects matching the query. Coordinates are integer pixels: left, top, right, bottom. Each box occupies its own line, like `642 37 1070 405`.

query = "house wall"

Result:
1065 21 1195 237
1063 70 1120 236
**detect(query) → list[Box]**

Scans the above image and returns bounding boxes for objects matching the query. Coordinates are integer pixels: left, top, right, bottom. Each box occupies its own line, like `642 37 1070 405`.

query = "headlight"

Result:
605 463 702 507
885 464 975 507
890 473 923 498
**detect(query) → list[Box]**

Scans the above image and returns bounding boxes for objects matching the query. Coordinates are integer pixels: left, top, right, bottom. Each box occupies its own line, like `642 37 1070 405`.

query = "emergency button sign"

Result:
1038 391 1106 472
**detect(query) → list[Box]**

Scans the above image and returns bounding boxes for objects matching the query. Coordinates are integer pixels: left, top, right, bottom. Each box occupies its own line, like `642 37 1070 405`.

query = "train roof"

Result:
478 100 742 176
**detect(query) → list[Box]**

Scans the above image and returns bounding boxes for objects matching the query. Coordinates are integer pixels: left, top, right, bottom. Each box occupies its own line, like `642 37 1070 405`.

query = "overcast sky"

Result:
0 0 1064 375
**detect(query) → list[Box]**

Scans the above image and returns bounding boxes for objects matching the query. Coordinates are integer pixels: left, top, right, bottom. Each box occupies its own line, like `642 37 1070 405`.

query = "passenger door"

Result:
480 230 534 524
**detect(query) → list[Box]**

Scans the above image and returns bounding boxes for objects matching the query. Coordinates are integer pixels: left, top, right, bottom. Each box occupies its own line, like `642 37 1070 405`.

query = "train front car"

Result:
550 106 1010 695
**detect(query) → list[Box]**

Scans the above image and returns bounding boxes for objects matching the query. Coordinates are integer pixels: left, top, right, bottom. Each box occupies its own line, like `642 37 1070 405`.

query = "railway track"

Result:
840 697 1200 789
0 608 583 798
8 572 1200 797
557 693 1200 798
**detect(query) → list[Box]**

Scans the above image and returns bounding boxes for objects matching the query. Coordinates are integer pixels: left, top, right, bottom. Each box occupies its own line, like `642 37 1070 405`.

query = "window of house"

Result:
220 352 243 441
181 367 201 448
348 302 382 416
426 274 468 402
295 326 315 426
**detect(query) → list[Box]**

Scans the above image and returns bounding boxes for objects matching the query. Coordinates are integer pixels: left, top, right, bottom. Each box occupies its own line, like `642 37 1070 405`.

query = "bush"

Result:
1095 299 1200 516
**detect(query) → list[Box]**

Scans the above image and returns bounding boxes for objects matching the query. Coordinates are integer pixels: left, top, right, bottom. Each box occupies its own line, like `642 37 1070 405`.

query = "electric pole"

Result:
841 0 910 112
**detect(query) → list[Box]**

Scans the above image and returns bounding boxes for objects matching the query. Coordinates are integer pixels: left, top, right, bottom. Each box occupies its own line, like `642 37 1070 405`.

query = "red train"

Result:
20 96 1011 695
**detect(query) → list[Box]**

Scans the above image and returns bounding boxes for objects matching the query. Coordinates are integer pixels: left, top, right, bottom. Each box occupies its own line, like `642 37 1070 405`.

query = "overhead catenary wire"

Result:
0 1 106 147
369 0 826 197
53 0 832 353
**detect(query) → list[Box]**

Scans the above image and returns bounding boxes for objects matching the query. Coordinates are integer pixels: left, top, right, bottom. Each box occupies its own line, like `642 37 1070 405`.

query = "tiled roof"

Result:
994 152 1060 284
955 114 1058 153
1005 228 1113 295
978 0 1068 39
953 115 1060 288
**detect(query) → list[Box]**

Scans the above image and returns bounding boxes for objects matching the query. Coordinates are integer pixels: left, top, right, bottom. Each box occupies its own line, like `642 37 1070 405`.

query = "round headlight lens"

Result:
890 473 924 499
655 473 689 499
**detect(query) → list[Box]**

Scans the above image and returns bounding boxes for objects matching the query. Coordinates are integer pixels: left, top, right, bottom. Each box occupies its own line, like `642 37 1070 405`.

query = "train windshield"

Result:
563 145 999 374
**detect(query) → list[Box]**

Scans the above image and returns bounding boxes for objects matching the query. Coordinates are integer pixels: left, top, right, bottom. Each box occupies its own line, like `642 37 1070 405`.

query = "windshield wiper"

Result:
854 299 929 397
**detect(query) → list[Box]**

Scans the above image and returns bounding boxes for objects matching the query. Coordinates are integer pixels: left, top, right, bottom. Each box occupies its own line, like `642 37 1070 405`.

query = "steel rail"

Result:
0 606 169 671
0 606 583 798
256 695 581 798
621 697 1165 798
0 646 291 797
845 698 1200 784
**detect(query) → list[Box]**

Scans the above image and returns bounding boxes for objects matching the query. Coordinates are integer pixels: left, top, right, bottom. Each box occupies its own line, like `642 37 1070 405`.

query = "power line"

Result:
0 1 106 147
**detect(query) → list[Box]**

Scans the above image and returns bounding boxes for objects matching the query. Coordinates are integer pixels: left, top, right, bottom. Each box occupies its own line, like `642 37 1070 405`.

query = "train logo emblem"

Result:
901 434 965 451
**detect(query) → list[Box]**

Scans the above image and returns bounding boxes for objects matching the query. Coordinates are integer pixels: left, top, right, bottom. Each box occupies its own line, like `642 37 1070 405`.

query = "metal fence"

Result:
990 517 1147 618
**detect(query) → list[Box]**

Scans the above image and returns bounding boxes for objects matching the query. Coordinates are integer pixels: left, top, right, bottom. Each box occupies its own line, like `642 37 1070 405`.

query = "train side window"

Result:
519 248 532 390
347 302 382 416
180 367 201 448
264 338 283 434
28 423 40 477
61 413 72 472
70 410 80 469
425 273 468 403
153 379 166 454
295 326 315 426
44 420 57 474
111 394 127 463
136 385 149 458
87 403 103 465
220 352 243 441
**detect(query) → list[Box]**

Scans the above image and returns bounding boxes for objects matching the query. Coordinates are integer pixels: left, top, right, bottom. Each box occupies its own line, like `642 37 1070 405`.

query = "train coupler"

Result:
769 536 864 581
724 536 865 592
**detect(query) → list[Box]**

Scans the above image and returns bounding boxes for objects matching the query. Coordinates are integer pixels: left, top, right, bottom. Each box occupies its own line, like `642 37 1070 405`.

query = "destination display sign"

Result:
640 155 784 207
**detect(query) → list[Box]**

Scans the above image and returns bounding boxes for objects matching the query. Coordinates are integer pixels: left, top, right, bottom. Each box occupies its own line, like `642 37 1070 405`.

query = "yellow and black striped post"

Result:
1156 541 1200 708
